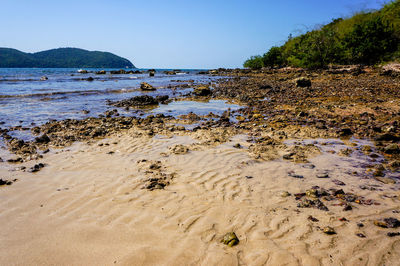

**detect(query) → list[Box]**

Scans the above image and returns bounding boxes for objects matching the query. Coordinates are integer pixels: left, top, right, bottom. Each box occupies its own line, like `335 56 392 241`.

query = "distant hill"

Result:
244 0 400 69
0 48 135 68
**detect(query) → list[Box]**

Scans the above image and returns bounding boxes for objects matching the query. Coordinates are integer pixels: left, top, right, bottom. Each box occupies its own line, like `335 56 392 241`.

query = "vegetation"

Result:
244 0 400 69
0 48 135 68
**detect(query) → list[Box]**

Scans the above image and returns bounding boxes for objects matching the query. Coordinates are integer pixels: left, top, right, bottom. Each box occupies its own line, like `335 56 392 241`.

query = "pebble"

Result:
28 163 45 173
323 226 336 235
221 232 239 247
233 143 241 149
288 171 304 179
332 179 346 186
317 173 329 178
302 164 315 169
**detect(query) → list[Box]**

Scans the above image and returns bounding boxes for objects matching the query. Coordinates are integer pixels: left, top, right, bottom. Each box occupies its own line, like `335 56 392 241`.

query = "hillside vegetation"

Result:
244 0 400 69
0 48 135 68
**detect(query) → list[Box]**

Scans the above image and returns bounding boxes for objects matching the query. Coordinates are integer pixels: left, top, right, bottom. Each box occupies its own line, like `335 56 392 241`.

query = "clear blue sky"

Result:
0 0 390 69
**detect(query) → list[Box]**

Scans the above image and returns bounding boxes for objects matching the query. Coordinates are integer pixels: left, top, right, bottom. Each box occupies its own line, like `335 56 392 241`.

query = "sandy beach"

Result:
1 67 400 265
1 117 400 265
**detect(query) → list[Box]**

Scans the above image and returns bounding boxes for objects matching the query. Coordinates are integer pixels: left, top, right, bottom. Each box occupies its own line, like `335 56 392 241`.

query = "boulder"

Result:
193 86 211 96
110 69 126 74
163 71 176 75
295 77 311 87
149 71 155 77
96 70 106 74
35 134 50 144
385 144 400 154
140 82 156 91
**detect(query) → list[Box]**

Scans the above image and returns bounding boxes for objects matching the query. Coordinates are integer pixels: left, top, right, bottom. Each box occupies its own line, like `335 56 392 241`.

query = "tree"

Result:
243 55 263 69
262 46 284 67
345 15 398 64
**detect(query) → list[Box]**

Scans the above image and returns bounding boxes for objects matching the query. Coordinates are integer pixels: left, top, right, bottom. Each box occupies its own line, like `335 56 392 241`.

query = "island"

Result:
0 47 135 68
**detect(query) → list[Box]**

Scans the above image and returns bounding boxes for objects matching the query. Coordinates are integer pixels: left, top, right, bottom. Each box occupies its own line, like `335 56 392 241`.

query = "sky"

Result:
0 0 391 69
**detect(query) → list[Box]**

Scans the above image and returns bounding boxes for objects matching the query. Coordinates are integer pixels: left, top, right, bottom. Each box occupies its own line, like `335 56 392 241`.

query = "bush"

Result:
344 15 398 64
243 0 400 68
243 55 264 69
262 46 284 67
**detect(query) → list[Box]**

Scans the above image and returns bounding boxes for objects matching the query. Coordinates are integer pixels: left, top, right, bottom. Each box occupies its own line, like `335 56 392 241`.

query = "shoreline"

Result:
1 67 400 265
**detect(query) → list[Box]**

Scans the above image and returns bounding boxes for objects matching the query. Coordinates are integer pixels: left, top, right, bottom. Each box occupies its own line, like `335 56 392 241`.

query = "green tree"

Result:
345 15 398 64
243 55 264 69
262 46 284 67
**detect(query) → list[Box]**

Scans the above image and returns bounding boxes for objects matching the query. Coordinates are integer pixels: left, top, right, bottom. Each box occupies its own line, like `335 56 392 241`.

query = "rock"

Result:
193 86 211 96
338 148 353 156
233 143 241 149
332 179 346 186
40 76 48 81
169 145 189 155
338 128 353 136
297 198 329 211
111 95 161 107
140 82 156 91
374 218 400 228
375 176 396 184
7 157 23 163
78 69 88 73
356 233 366 238
28 163 45 173
281 191 291 197
306 189 318 199
35 134 50 144
361 145 372 153
221 232 239 247
0 178 14 185
149 163 161 170
323 226 336 235
283 152 295 160
308 216 319 222
384 144 400 154
316 172 329 178
110 69 127 74
295 77 311 87
86 77 94 81
302 164 315 169
96 70 106 75
387 232 400 237
149 71 155 77
375 133 400 142
385 218 400 228
163 71 176 75
288 171 303 179
343 204 353 211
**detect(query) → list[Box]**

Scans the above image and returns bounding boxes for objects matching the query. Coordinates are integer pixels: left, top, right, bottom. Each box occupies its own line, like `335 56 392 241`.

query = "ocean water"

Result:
0 68 240 131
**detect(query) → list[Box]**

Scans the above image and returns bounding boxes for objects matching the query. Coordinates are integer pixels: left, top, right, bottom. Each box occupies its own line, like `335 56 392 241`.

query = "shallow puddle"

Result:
150 100 241 117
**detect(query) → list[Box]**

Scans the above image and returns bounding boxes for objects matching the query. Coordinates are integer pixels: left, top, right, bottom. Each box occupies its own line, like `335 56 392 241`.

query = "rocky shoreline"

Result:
0 67 400 265
2 66 399 174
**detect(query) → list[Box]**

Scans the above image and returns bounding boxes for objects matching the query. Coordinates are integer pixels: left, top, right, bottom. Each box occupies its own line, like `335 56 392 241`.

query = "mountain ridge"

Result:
0 47 135 68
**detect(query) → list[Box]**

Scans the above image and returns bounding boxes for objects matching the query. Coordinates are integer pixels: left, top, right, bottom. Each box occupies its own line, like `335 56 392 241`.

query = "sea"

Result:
0 68 241 140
